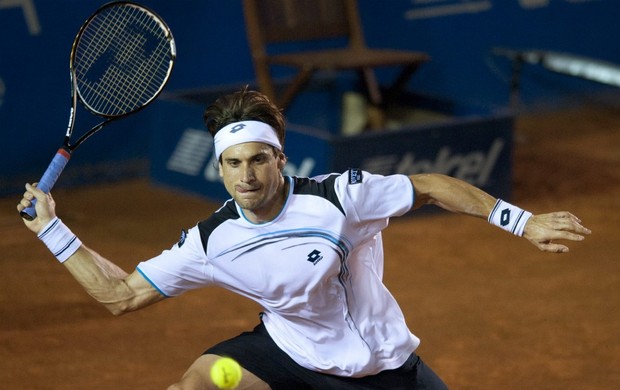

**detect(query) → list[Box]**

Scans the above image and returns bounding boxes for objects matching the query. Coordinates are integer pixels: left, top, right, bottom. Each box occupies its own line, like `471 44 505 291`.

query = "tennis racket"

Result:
20 1 176 220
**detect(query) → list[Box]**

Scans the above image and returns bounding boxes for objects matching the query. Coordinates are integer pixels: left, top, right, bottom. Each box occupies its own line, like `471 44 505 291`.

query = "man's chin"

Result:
234 195 261 210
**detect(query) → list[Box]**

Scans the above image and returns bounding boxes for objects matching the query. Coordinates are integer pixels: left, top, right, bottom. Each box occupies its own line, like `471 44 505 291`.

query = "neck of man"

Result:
244 176 288 224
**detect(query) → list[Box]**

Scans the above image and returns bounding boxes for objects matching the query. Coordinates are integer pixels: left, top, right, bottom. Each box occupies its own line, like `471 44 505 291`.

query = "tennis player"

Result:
18 88 591 389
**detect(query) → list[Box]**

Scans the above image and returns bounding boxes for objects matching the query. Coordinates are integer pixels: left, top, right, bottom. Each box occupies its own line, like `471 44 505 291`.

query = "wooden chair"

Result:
242 0 430 129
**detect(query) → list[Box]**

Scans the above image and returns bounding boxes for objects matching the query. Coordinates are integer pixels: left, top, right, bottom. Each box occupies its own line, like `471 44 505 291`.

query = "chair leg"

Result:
279 67 315 111
255 59 279 105
360 67 382 106
367 62 423 131
367 104 386 130
360 67 386 130
385 63 421 105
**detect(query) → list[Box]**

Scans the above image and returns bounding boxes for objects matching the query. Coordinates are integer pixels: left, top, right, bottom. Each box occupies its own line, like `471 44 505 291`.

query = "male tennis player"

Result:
18 88 590 389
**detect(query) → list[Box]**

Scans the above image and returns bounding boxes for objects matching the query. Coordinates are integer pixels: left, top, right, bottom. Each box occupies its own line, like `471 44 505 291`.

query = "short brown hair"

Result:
203 86 286 148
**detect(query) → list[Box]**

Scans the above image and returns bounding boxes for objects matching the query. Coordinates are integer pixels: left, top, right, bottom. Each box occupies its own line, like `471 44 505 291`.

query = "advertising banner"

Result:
331 115 514 200
150 99 513 204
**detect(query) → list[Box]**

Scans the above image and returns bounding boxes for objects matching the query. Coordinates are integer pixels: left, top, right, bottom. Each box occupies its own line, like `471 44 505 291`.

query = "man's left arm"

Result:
409 173 591 253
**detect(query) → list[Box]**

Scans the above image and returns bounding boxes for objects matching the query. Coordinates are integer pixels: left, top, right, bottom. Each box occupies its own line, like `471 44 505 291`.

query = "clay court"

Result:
1 105 619 389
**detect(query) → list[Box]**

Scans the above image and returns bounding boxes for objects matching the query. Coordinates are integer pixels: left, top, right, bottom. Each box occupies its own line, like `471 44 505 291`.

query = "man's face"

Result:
219 142 286 222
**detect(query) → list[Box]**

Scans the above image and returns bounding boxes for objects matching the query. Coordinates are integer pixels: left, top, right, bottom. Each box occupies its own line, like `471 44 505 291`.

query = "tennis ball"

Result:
210 357 242 389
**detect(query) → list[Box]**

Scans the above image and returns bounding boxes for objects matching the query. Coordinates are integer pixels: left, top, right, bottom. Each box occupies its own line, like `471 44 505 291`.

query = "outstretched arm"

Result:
17 183 165 315
409 174 591 253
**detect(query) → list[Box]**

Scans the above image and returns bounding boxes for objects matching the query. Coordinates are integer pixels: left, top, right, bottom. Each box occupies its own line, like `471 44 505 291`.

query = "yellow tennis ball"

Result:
210 357 242 389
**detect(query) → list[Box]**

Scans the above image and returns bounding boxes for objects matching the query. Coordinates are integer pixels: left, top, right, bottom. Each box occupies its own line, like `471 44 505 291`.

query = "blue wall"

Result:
358 0 620 107
1 0 618 196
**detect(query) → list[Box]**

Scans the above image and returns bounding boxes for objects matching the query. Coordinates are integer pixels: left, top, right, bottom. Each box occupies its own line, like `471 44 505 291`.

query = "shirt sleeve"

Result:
136 226 212 297
335 170 414 232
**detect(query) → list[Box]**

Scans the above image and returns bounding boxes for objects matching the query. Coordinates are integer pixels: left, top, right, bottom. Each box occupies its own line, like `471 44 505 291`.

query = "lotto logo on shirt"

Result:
307 249 323 265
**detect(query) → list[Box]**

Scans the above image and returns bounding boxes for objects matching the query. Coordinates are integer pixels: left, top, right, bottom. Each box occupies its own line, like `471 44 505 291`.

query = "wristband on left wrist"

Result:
488 199 533 237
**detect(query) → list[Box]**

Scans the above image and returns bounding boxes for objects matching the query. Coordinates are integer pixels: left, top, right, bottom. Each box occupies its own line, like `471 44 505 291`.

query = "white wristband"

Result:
37 217 82 263
488 199 533 237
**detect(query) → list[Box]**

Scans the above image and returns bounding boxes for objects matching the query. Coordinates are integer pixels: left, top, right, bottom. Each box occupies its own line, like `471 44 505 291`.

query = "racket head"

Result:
70 1 176 118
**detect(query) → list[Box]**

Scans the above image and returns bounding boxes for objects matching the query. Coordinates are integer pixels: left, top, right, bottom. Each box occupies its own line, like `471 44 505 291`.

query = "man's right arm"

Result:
63 245 166 315
17 183 165 315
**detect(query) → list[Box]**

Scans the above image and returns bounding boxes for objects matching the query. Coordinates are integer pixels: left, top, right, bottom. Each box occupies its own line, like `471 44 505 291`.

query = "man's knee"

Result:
166 382 181 390
167 370 207 390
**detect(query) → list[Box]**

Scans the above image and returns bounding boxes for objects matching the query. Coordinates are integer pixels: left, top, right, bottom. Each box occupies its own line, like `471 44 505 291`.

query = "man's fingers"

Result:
552 230 586 242
538 220 588 242
18 184 38 211
530 236 570 253
537 241 570 253
25 182 47 199
570 224 591 235
16 199 29 211
525 211 592 253
552 211 580 222
544 212 591 235
18 183 55 216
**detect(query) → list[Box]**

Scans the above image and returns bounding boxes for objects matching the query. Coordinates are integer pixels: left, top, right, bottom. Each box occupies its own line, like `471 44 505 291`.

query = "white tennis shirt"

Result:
137 170 420 377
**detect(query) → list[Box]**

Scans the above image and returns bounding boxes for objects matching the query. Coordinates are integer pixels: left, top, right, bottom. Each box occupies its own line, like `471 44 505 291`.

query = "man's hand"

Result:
17 183 56 234
523 211 591 253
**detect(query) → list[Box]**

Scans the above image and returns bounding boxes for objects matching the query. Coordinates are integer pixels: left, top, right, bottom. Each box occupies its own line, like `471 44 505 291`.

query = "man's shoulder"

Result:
290 174 344 215
197 200 240 248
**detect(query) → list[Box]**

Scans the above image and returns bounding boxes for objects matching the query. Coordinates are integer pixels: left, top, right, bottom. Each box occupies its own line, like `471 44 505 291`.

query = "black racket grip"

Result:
20 148 71 221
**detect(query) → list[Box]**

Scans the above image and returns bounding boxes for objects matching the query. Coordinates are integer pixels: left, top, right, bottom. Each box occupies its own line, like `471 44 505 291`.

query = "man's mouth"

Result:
236 186 258 194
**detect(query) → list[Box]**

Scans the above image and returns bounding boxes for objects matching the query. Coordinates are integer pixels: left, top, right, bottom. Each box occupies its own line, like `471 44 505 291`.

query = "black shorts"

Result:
205 322 448 390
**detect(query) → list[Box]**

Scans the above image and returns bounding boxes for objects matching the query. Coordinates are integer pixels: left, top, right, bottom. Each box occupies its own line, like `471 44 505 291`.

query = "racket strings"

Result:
85 7 167 109
73 4 173 116
96 7 169 110
77 8 141 113
84 7 169 113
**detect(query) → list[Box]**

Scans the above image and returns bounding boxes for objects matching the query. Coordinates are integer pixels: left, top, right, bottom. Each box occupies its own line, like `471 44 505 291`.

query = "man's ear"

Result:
277 152 287 171
218 162 224 177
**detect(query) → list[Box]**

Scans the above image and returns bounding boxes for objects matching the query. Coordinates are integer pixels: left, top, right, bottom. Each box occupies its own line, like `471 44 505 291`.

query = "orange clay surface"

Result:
1 106 618 389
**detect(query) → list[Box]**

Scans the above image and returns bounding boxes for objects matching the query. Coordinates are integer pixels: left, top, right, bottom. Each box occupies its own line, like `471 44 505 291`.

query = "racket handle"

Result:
20 148 71 221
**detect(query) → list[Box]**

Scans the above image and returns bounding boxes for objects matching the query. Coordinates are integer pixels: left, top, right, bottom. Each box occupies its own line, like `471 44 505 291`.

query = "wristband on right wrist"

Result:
488 199 533 237
37 217 82 263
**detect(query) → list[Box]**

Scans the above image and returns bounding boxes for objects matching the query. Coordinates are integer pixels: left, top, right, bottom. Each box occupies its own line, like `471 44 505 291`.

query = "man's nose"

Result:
240 164 255 182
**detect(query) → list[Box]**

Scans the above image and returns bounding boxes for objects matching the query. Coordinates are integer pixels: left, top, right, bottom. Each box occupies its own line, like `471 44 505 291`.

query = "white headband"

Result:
214 121 282 160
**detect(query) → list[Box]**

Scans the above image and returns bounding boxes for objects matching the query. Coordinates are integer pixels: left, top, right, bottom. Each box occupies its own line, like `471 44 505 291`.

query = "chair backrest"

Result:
243 0 366 50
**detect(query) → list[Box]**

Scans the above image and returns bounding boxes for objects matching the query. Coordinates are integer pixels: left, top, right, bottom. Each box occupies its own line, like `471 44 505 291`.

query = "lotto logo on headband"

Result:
214 121 282 160
229 123 246 133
